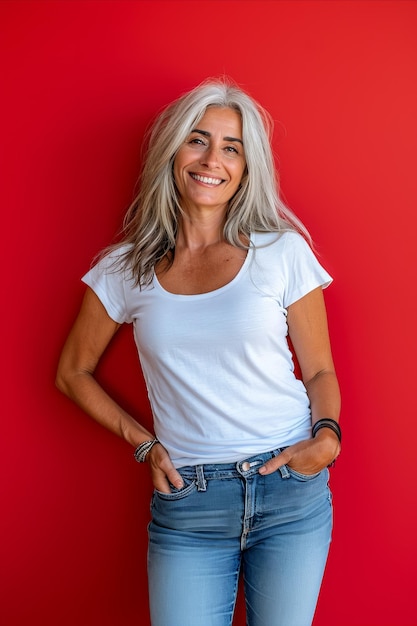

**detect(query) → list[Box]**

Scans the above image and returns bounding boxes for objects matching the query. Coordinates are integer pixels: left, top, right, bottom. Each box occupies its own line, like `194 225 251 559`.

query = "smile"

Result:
190 173 224 186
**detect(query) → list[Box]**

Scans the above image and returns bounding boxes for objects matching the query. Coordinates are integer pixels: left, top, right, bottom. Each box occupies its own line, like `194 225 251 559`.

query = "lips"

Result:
190 173 224 186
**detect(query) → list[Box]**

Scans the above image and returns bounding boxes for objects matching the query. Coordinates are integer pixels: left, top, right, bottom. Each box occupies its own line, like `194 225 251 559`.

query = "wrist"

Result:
314 428 340 444
312 418 341 443
133 438 159 463
312 418 341 467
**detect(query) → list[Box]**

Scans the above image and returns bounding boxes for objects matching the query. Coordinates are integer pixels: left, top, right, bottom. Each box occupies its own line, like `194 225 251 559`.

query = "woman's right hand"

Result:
147 442 184 493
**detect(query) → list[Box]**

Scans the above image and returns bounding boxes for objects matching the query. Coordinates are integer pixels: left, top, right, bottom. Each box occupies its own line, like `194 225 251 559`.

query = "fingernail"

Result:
258 466 266 474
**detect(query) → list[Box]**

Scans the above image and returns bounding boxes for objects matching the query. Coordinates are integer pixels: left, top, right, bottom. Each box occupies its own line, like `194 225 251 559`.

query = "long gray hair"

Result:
105 77 310 286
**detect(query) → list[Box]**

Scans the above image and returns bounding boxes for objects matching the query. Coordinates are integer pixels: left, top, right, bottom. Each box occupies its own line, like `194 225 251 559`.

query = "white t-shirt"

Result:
82 231 332 468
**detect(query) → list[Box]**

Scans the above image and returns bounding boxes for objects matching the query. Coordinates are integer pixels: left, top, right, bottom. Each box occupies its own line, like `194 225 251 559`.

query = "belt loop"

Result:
272 448 290 479
195 465 207 491
278 464 290 479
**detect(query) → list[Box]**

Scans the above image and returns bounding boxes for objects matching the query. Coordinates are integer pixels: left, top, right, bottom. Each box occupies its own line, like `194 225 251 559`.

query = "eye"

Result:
224 145 239 154
188 137 206 146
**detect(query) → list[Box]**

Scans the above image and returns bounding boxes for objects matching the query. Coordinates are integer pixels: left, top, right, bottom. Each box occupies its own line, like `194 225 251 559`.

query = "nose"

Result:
200 145 220 168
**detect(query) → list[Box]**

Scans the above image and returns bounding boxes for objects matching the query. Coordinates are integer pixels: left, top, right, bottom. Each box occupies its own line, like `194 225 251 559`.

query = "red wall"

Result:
2 1 416 624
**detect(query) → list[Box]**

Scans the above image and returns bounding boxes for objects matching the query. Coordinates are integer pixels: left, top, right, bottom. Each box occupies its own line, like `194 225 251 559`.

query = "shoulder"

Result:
89 243 134 276
250 229 331 284
82 244 137 324
99 242 134 265
83 244 136 292
251 230 311 255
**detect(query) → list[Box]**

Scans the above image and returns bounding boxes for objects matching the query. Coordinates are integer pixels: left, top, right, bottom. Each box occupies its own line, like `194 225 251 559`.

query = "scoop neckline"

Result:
153 241 254 300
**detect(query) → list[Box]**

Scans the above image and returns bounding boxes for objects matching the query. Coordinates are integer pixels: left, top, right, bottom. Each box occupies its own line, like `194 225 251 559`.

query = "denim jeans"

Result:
148 448 333 626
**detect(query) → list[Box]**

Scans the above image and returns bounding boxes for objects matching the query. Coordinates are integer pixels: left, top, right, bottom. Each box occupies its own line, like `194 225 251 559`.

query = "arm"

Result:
56 286 183 492
259 286 341 475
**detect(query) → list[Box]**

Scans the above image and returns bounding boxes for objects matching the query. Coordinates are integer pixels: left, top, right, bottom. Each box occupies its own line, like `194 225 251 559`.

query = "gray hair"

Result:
106 77 310 286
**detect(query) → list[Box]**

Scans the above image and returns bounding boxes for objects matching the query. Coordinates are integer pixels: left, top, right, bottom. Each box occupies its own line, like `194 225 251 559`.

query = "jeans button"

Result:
241 461 250 472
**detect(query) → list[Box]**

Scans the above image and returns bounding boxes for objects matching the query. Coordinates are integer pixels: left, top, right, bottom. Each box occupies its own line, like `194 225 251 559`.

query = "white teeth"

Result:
191 173 223 185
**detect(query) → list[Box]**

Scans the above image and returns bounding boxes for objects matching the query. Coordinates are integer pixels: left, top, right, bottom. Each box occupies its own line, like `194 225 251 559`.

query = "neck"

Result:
177 210 227 251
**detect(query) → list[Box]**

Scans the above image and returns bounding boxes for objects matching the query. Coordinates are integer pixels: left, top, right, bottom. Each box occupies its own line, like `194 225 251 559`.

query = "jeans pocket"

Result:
154 478 198 501
286 466 322 482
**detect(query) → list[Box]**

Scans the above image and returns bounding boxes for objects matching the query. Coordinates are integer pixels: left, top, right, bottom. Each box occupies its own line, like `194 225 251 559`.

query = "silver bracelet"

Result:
133 438 159 463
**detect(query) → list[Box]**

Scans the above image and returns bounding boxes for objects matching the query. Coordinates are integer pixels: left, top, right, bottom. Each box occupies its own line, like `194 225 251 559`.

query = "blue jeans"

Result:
148 449 333 626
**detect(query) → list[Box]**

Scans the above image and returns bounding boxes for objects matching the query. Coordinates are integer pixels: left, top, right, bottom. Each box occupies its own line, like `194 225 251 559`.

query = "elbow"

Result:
55 360 94 400
55 359 76 397
304 368 337 387
55 367 69 396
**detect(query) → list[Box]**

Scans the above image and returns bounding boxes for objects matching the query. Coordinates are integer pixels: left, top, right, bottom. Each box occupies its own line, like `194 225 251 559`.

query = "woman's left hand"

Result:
258 429 340 476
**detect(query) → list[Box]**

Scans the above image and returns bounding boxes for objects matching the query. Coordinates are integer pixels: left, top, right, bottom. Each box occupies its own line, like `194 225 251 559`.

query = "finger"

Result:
152 472 172 494
151 458 184 493
259 451 291 475
153 470 184 493
147 443 184 491
165 467 184 490
157 454 184 489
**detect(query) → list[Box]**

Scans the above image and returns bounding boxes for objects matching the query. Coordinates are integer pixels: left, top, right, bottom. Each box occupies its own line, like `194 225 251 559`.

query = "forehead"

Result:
194 107 242 135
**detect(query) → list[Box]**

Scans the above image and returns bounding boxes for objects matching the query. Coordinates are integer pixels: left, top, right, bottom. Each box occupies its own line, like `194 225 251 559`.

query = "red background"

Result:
1 1 416 625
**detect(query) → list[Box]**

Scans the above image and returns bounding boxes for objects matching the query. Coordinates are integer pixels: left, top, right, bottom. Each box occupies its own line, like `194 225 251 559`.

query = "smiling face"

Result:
173 107 246 216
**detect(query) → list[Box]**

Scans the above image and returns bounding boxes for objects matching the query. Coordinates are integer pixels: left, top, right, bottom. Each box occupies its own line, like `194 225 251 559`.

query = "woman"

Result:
56 77 341 626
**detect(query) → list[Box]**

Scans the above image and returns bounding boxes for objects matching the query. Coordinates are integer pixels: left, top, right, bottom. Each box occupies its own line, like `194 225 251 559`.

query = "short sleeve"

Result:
281 232 333 308
82 249 134 324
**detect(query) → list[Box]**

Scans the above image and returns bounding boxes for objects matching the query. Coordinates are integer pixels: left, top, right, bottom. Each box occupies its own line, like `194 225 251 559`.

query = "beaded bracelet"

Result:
312 418 342 443
133 438 159 463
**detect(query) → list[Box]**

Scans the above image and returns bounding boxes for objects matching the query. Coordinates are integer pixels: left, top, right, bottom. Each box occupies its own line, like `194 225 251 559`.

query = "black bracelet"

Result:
312 418 342 443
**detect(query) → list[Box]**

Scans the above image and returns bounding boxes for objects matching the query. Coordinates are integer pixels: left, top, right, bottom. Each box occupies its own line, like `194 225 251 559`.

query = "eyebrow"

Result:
191 128 244 145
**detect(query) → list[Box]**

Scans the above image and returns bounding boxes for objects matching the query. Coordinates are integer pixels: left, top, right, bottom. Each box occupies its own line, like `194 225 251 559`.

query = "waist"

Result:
176 447 290 481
